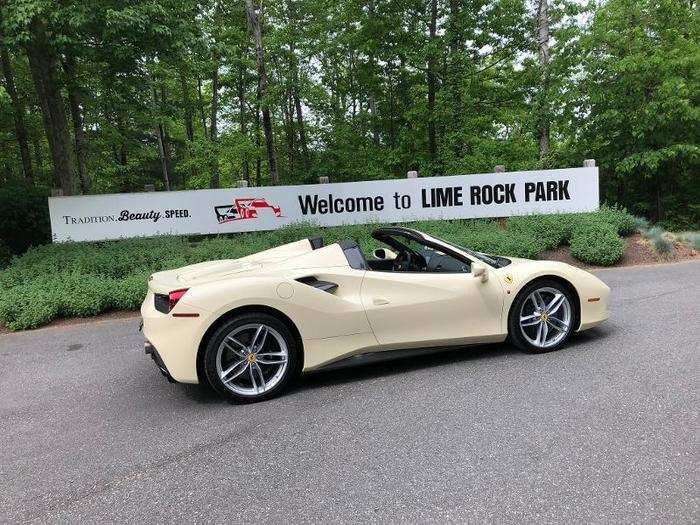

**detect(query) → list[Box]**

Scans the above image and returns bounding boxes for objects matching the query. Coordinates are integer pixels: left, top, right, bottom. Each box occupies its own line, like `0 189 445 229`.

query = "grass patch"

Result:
0 206 635 330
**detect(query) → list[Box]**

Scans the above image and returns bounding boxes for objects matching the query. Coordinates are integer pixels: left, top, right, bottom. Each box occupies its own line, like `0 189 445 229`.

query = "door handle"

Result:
373 298 390 306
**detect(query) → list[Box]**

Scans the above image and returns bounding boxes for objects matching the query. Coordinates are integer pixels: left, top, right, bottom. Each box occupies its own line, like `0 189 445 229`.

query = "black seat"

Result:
308 236 324 250
338 240 367 270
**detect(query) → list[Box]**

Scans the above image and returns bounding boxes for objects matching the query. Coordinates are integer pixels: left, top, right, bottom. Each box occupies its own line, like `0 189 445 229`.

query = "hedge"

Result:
570 220 626 266
0 206 635 330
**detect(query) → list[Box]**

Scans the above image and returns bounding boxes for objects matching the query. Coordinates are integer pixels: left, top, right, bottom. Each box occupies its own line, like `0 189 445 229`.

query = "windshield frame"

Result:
420 233 504 268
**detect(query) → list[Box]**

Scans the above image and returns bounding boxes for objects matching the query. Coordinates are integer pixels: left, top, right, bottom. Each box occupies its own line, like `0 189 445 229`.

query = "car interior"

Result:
308 228 472 273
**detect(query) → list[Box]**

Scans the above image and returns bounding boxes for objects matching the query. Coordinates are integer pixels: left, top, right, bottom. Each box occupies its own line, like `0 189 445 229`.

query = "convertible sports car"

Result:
141 227 610 403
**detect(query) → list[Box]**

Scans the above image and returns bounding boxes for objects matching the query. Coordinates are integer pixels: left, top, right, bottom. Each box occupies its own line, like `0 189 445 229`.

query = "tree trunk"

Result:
237 62 250 183
32 133 44 176
153 86 171 191
283 90 295 174
179 67 196 186
180 68 195 142
427 0 438 172
159 84 174 187
0 42 34 182
254 92 261 184
246 0 279 184
114 113 129 191
447 0 464 159
29 62 55 183
288 49 310 169
537 0 551 161
25 18 74 194
388 69 396 151
210 51 220 188
655 177 663 221
155 123 171 191
285 1 310 169
197 77 208 139
292 89 309 170
116 114 128 167
367 0 380 147
63 53 89 193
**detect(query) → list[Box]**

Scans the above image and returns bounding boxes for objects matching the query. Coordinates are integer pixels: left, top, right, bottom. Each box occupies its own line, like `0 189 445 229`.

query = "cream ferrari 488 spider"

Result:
141 227 610 403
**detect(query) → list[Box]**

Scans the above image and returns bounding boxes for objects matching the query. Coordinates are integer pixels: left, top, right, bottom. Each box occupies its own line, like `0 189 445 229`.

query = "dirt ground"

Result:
539 234 697 269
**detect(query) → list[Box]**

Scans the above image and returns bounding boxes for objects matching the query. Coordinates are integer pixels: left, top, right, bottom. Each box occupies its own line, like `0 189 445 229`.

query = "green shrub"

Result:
53 274 115 317
507 214 571 250
0 243 12 269
0 279 61 331
0 181 51 255
681 232 700 250
0 209 633 330
596 204 637 235
570 221 626 266
111 271 150 310
652 235 675 255
643 226 664 240
633 216 650 232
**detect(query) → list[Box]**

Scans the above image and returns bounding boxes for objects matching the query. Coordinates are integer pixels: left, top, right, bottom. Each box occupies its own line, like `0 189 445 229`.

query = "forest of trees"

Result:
0 0 698 228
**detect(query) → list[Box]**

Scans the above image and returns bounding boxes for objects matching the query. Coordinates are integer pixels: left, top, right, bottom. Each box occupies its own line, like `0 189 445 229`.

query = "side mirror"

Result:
373 248 397 260
472 262 489 283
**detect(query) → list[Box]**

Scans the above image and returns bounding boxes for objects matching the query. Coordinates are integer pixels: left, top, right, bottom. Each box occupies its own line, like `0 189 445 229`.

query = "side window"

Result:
404 238 470 273
423 248 471 273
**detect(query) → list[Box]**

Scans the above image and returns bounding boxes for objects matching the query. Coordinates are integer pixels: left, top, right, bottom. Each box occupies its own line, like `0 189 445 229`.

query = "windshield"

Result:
437 239 511 268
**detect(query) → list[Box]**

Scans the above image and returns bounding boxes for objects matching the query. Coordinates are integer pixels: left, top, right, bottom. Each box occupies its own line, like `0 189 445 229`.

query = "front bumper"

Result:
577 282 611 331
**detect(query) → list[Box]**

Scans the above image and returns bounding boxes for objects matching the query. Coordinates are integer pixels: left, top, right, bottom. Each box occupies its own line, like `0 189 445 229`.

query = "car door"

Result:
360 265 505 348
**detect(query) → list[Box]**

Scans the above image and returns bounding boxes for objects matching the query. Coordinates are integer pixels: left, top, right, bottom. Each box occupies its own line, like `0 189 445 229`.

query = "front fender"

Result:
494 261 610 333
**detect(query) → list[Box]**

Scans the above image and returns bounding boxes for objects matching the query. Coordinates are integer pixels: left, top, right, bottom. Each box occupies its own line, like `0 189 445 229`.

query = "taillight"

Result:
168 288 189 311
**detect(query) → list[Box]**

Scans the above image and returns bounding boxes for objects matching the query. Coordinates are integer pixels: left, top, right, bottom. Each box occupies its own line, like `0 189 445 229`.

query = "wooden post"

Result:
318 176 329 184
583 159 596 167
51 188 64 197
494 166 506 227
144 184 155 192
236 180 249 188
407 170 419 178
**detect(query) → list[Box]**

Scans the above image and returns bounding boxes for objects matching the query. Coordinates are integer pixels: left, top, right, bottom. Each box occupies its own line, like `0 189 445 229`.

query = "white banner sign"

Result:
49 167 599 243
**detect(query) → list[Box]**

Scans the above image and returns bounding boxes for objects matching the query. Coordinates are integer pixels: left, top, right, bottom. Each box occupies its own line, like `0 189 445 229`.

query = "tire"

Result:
508 279 576 353
203 313 300 403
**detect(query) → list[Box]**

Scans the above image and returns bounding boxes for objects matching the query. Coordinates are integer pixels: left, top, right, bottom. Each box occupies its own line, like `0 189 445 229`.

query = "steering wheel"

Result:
393 250 427 272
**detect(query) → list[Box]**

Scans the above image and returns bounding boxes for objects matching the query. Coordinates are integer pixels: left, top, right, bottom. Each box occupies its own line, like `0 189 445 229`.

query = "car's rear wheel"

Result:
508 280 576 353
203 313 299 403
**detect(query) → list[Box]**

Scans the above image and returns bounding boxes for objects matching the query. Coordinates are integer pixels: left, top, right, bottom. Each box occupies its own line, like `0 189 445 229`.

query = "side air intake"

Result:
296 276 338 294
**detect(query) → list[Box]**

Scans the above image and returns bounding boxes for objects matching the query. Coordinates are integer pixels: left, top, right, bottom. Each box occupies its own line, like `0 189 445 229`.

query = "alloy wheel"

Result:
215 323 289 397
519 286 572 349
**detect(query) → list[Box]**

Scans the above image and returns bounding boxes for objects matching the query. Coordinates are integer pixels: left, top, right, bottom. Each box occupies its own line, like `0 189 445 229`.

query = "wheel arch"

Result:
196 304 304 384
509 275 581 331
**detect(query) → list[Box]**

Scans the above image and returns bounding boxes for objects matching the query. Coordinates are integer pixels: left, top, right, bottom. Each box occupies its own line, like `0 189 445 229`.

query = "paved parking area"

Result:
1 261 698 523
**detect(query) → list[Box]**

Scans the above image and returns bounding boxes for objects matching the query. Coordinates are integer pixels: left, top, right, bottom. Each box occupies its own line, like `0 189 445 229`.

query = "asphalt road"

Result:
1 261 698 524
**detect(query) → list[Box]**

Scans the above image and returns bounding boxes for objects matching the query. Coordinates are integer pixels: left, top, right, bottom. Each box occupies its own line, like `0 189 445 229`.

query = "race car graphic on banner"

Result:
214 198 283 224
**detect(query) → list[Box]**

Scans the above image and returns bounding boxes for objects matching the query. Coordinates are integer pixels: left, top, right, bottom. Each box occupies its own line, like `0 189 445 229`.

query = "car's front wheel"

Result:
203 313 300 403
508 280 576 353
